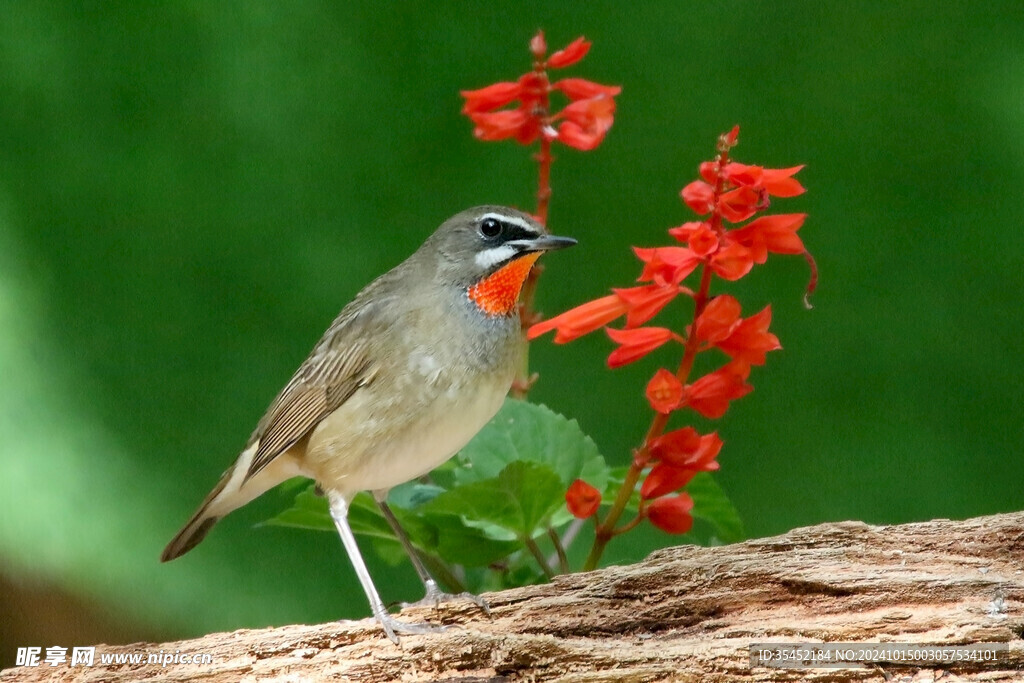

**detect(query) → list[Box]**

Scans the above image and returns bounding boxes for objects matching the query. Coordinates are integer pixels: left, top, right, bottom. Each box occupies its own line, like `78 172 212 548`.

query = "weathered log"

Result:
3 512 1022 682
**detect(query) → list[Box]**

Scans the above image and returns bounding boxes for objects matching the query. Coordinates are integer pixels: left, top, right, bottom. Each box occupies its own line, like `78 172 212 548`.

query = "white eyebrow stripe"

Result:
479 212 539 235
474 244 516 269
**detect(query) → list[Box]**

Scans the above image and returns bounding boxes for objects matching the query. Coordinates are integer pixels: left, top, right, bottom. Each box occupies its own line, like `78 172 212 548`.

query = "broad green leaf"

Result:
419 512 520 566
263 487 397 538
263 487 424 558
387 481 446 509
423 461 565 540
263 486 333 532
454 399 609 494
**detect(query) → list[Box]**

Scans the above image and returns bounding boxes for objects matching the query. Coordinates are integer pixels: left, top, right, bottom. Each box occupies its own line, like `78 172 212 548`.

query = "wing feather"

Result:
242 331 377 482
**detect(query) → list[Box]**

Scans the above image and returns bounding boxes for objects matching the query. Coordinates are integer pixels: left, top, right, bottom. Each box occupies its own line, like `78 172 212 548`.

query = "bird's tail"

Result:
161 443 296 562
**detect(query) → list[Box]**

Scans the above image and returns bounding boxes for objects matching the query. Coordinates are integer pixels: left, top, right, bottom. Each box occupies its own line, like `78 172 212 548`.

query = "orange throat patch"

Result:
468 252 542 316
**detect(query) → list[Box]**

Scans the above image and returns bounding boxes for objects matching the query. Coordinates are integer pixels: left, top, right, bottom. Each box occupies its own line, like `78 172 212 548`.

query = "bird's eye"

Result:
479 218 502 238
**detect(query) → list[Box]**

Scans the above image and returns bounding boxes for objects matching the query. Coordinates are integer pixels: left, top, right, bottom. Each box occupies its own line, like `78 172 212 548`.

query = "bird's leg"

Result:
376 498 490 615
327 492 446 643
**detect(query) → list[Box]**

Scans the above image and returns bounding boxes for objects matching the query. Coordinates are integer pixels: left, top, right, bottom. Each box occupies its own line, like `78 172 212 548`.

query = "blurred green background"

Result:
1 1 1021 663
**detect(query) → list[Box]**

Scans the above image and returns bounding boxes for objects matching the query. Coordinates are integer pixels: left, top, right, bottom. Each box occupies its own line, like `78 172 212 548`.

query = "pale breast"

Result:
299 368 511 499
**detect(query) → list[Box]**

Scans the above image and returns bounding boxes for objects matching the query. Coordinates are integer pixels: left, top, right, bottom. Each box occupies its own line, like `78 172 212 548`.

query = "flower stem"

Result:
513 62 554 399
547 526 570 574
583 259 715 571
524 535 554 579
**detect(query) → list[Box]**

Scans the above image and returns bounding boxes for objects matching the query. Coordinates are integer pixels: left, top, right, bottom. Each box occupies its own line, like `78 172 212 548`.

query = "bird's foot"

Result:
374 612 448 645
401 581 491 616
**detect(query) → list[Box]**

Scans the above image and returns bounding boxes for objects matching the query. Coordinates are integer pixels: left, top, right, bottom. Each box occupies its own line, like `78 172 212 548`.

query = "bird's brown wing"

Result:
242 335 378 483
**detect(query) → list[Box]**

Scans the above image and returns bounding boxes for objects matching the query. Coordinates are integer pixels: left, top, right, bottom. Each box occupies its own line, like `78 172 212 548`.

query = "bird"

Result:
160 206 576 643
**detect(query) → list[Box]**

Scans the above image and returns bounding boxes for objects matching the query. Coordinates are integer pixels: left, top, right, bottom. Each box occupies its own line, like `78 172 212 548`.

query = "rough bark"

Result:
3 512 1022 682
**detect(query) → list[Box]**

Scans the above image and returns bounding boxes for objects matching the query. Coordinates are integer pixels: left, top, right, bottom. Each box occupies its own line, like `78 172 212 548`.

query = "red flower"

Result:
694 295 742 344
716 306 781 366
729 213 807 264
646 369 682 414
649 428 723 470
527 294 629 343
465 108 533 143
681 180 715 215
646 493 694 534
641 463 696 499
698 161 719 184
695 298 780 365
552 78 621 100
558 94 617 150
666 221 703 243
718 185 764 223
633 246 701 285
460 81 522 115
566 479 601 519
649 426 701 462
605 326 674 368
613 283 680 327
640 430 722 499
722 163 806 198
682 360 753 418
761 166 806 197
709 240 754 281
547 37 591 68
460 33 618 151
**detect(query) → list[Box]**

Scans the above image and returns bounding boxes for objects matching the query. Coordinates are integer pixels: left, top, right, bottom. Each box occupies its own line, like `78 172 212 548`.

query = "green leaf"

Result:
684 472 745 544
423 461 565 541
263 486 333 532
454 399 609 493
419 512 520 566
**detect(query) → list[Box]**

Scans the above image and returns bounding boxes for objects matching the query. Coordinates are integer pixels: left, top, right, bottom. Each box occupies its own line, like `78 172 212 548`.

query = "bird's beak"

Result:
525 235 577 252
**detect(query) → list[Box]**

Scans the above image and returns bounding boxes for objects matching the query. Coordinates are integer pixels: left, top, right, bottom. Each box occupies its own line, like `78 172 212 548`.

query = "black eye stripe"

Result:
505 224 538 241
478 217 539 241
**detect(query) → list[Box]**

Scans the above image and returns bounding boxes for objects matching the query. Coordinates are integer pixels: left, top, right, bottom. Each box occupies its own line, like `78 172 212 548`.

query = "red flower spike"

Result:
634 246 701 285
605 326 674 368
566 479 601 518
729 213 807 264
460 34 618 153
640 463 696 499
613 283 679 327
681 180 715 214
716 306 781 366
460 82 523 115
553 78 622 101
761 166 806 197
527 294 629 343
709 241 754 281
682 360 753 419
547 37 591 68
646 369 683 414
646 493 695 534
694 294 742 344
